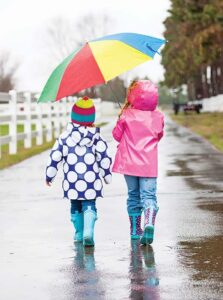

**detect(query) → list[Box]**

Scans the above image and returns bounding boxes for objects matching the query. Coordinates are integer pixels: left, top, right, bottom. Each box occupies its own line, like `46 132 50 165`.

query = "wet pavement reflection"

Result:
0 116 223 299
129 241 159 300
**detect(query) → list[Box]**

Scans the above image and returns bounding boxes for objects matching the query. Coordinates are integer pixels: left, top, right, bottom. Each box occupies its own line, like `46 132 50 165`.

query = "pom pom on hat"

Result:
71 96 95 126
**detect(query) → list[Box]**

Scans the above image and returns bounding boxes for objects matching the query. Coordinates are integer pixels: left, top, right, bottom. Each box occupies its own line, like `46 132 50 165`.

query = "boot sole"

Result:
140 226 154 245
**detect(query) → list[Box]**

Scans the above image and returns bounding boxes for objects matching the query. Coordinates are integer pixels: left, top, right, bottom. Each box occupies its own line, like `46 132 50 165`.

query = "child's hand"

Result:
46 181 52 187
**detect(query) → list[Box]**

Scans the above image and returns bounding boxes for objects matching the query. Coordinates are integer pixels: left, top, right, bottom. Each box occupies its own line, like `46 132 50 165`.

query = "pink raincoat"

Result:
112 108 164 177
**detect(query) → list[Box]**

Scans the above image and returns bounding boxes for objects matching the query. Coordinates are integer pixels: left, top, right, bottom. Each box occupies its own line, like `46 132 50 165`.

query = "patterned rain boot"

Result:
83 207 97 247
140 207 158 245
129 213 143 240
71 212 84 242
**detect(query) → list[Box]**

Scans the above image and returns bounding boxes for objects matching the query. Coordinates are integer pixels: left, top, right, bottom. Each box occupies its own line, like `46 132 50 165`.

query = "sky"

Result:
0 0 170 92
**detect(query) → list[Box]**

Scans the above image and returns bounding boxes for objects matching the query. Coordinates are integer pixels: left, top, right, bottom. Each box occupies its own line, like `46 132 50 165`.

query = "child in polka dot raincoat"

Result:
46 97 112 246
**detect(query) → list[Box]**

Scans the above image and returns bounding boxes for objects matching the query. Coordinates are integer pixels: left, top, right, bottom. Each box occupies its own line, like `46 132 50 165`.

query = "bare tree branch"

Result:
0 51 18 92
45 13 113 61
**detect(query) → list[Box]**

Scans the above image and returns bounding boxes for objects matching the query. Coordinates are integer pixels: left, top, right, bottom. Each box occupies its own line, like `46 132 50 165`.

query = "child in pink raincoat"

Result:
112 80 164 245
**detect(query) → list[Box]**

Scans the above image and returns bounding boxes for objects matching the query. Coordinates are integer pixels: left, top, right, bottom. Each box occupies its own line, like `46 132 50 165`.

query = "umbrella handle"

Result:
107 82 122 109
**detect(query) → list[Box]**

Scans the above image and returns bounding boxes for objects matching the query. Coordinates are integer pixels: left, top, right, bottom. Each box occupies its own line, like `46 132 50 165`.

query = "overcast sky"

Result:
0 0 170 91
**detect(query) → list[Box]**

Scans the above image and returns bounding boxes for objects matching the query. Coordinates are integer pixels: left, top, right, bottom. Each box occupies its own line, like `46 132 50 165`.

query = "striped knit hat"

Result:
71 96 95 126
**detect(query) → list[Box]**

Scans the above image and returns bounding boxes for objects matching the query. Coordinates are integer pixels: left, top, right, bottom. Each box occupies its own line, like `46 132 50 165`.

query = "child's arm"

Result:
45 138 63 185
95 136 112 184
112 116 125 142
158 115 164 141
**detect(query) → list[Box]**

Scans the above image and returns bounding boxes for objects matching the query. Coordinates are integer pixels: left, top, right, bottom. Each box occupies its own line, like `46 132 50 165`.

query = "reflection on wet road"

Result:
0 116 223 299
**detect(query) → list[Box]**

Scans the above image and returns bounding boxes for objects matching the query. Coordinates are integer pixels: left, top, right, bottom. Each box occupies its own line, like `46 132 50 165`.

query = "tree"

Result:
161 0 223 100
0 52 17 92
46 13 113 61
96 77 126 103
45 13 113 98
76 13 112 44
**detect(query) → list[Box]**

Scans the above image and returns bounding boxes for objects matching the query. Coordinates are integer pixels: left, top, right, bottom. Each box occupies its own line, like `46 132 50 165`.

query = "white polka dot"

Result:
47 167 57 178
75 145 86 156
84 171 96 183
94 179 102 191
71 131 81 143
67 123 74 131
88 127 96 134
68 189 78 199
97 140 106 152
84 153 95 165
67 171 78 183
75 180 87 192
80 138 91 145
66 137 75 147
104 174 112 184
96 153 101 162
52 150 62 162
57 161 62 169
85 189 96 199
78 126 86 134
67 153 77 165
63 180 69 191
63 163 69 173
93 162 99 172
75 162 87 174
63 145 68 156
47 157 52 166
99 168 105 177
101 158 110 169
60 131 69 139
52 140 59 150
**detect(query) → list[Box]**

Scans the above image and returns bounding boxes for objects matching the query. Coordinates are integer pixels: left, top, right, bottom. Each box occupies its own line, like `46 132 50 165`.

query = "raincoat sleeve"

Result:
45 138 63 183
95 136 112 184
112 116 126 142
158 114 164 141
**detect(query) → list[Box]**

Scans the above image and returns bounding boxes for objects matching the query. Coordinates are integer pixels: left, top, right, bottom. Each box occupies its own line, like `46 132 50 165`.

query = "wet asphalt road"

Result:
0 115 223 300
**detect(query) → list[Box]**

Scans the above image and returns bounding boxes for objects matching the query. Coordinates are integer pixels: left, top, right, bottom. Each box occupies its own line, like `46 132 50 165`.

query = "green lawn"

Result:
171 112 223 152
0 122 108 170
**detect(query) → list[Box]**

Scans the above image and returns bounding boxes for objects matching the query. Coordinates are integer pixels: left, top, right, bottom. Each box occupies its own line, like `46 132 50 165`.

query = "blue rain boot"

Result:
83 207 97 247
71 212 84 242
141 207 158 245
129 213 143 239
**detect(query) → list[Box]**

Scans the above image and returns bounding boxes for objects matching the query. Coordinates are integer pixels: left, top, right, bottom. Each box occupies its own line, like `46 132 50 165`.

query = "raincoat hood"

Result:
127 80 158 111
66 122 99 146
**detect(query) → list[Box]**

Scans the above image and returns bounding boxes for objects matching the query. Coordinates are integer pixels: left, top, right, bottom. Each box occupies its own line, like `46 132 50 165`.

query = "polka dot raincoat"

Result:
46 123 112 200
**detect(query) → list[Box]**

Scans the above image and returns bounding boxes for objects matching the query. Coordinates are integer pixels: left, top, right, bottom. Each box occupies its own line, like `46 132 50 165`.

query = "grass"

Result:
0 122 108 170
171 112 223 152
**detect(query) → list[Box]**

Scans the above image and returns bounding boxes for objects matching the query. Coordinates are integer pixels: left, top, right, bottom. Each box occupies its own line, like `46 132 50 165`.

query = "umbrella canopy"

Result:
38 33 166 103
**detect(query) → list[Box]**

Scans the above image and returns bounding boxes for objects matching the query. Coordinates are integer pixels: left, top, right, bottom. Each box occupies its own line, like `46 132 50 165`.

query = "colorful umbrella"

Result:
38 33 166 103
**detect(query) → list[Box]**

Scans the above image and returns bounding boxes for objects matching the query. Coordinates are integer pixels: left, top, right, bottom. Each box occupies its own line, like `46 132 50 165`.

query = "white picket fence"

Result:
0 91 101 158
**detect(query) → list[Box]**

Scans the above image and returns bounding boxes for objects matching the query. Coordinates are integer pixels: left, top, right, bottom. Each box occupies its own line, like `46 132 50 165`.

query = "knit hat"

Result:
71 96 96 126
127 80 158 111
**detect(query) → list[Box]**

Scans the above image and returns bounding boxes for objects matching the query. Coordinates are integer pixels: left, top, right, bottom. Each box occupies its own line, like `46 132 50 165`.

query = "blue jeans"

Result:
124 175 158 214
70 200 96 214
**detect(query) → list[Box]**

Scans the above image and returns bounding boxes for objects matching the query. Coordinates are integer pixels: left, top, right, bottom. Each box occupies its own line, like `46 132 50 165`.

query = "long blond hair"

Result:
118 80 137 118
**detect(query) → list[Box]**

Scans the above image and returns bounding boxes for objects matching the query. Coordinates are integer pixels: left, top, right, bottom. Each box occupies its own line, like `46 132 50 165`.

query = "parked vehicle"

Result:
183 101 203 114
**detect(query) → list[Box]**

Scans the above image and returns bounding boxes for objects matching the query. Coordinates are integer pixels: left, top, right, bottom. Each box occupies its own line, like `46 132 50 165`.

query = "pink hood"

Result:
127 80 158 111
112 108 164 177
